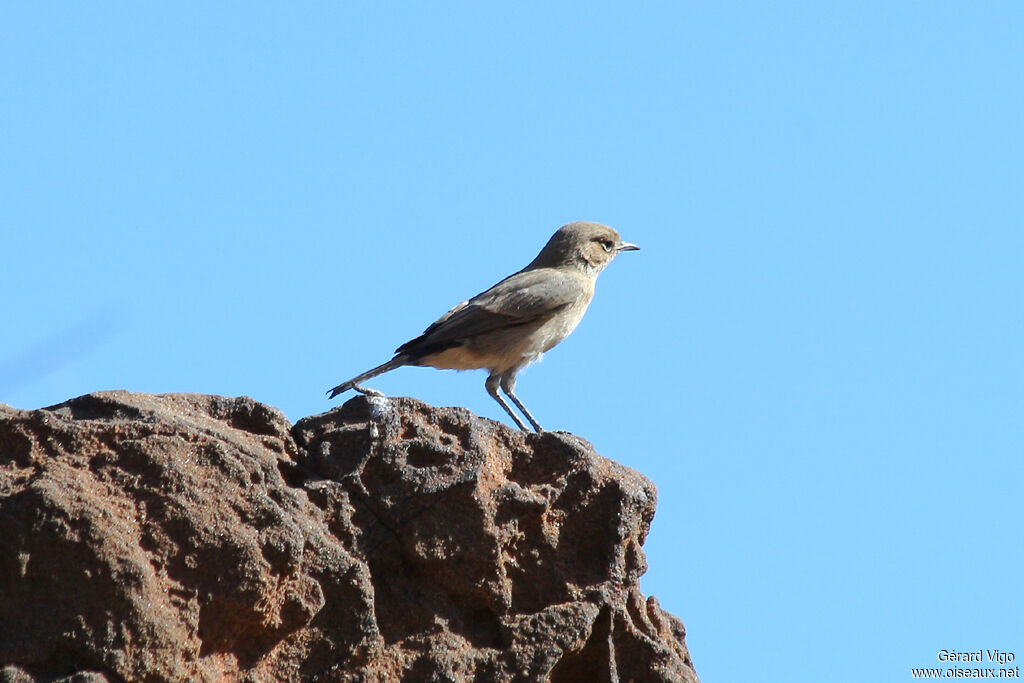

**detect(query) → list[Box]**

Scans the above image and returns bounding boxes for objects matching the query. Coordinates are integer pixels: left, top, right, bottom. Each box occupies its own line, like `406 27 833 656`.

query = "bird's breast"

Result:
535 297 591 353
419 272 595 374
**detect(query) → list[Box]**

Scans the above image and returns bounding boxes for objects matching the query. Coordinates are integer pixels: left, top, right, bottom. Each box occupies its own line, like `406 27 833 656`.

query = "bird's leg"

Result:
500 371 543 433
486 374 530 431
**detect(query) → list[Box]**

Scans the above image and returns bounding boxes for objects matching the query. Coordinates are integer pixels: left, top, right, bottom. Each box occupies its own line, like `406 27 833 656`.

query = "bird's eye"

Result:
600 239 613 252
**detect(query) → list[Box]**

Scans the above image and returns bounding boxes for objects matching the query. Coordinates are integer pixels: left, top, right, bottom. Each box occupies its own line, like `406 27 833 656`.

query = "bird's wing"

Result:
395 268 587 357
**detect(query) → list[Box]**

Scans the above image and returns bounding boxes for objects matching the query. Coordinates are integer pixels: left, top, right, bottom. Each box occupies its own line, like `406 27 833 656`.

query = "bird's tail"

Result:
326 356 408 399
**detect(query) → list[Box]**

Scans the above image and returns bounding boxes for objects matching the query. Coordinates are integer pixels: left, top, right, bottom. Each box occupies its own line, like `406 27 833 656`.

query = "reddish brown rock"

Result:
0 391 698 682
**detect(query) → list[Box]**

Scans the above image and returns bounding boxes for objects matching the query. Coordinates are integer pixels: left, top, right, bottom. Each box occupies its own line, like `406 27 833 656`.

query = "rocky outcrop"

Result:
0 391 698 682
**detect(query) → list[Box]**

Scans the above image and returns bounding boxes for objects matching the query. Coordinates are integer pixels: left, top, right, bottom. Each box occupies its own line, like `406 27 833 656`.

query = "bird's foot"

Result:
545 431 593 451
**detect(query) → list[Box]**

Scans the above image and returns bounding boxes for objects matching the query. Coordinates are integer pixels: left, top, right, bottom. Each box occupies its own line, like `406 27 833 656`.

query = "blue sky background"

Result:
2 3 1021 681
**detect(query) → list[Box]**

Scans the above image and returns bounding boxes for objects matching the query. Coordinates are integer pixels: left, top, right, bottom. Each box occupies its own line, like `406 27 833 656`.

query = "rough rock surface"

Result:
0 391 698 682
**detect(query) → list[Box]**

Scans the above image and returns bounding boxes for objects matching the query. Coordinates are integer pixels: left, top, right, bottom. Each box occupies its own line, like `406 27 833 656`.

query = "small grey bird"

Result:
327 221 639 431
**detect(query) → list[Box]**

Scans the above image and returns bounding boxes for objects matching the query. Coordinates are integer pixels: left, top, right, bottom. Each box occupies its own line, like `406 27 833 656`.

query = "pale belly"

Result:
420 300 591 373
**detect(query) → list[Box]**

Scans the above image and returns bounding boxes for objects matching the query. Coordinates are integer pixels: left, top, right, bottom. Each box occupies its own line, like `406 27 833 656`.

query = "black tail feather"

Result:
326 356 408 398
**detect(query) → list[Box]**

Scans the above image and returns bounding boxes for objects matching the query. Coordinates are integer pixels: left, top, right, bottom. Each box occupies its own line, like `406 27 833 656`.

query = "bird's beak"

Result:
617 242 640 252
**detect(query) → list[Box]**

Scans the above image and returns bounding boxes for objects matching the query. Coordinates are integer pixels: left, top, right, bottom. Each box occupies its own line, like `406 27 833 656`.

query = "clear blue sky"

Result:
2 4 1021 681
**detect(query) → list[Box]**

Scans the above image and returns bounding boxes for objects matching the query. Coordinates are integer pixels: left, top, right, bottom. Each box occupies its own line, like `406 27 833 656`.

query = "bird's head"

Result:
530 221 640 274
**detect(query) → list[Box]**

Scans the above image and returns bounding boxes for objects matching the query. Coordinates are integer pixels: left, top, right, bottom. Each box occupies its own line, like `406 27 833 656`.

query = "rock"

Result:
0 391 698 682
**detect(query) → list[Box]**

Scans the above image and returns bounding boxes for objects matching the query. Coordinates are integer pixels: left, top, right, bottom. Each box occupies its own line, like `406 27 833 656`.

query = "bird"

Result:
326 221 639 432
